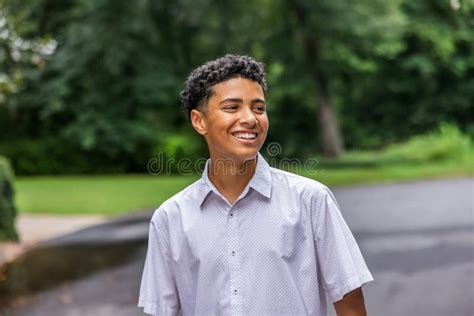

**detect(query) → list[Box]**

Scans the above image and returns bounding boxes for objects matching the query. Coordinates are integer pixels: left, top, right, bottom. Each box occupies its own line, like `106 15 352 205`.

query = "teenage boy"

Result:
139 55 373 315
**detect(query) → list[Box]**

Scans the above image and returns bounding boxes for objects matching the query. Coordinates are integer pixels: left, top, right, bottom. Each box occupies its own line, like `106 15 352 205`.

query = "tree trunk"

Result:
289 0 345 158
316 91 344 157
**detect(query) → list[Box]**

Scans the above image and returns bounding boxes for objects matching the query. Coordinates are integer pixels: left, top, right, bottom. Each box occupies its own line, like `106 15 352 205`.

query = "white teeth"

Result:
234 132 257 139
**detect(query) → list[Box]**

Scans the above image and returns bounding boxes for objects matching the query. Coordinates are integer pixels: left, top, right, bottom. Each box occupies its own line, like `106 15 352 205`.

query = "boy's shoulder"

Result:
268 166 330 196
151 178 204 221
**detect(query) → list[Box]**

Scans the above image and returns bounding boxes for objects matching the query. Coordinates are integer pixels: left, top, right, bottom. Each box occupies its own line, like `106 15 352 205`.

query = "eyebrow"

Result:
219 98 266 105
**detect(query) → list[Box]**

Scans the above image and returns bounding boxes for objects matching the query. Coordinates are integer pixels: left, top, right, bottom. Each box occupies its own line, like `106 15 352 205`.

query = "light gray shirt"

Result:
139 153 373 315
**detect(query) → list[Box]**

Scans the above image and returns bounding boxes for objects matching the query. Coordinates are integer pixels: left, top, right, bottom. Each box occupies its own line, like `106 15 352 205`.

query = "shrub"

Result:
379 123 472 164
0 138 140 175
149 131 207 174
0 156 18 241
319 123 472 168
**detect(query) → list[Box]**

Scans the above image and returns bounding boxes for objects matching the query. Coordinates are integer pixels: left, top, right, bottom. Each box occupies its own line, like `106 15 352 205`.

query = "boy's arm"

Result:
311 188 373 313
333 287 367 316
138 211 181 315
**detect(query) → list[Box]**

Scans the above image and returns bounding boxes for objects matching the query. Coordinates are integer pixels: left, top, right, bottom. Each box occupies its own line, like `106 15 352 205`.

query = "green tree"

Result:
2 0 198 172
264 0 407 157
1 0 473 174
339 0 474 148
0 5 56 102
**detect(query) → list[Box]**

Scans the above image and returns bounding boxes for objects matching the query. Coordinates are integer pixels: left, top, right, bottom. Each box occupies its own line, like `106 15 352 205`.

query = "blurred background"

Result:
0 0 473 315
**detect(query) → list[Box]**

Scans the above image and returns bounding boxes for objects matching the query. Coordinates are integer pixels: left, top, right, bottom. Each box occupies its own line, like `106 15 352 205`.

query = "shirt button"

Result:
230 213 233 217
232 251 235 256
234 289 238 294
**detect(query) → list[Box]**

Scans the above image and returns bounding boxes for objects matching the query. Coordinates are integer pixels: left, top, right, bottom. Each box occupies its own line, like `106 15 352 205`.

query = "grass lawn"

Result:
304 159 473 186
15 175 198 216
14 159 473 216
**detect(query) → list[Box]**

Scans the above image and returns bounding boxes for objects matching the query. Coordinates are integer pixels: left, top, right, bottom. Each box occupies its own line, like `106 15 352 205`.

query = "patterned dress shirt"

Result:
139 153 373 315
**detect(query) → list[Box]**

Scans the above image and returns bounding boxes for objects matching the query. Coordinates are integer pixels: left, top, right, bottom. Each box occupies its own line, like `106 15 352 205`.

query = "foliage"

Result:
321 123 473 168
341 0 474 148
0 137 145 174
0 0 473 174
379 123 471 163
0 155 18 240
0 6 56 102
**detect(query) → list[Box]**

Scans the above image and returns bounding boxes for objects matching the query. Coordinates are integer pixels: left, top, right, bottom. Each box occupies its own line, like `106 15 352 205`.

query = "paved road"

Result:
3 178 474 316
330 177 474 316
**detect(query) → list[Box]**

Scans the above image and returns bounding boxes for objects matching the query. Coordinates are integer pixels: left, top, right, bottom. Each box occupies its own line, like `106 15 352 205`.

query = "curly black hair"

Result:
180 54 267 121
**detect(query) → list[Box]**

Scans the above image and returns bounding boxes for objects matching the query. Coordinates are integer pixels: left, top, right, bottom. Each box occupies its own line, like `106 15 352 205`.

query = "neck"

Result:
208 156 257 205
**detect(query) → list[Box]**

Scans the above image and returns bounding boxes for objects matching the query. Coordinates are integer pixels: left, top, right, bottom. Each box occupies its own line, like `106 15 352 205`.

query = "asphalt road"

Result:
3 177 474 316
330 177 474 316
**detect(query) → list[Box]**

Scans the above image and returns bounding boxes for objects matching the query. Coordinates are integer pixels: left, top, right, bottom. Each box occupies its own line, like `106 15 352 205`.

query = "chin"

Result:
234 149 259 162
210 145 262 163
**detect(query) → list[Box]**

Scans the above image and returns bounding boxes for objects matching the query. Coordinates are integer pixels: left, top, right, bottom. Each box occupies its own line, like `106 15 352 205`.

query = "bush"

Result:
0 156 18 241
320 123 472 168
149 131 207 174
0 138 150 175
379 123 472 164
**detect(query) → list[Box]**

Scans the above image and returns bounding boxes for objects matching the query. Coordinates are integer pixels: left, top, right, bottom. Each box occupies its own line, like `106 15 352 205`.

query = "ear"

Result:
190 109 208 136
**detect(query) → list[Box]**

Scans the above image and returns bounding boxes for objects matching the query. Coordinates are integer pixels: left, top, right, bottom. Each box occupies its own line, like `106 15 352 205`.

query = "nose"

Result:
239 107 258 128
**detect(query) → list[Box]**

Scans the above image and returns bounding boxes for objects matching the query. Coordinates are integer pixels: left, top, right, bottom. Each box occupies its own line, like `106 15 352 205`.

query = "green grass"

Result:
302 159 473 187
15 175 198 216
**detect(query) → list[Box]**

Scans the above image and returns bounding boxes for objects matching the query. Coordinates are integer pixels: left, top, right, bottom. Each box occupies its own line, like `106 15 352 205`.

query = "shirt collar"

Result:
198 152 272 206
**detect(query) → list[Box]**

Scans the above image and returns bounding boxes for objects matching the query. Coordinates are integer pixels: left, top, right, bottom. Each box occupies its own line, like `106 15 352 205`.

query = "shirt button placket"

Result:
227 206 243 315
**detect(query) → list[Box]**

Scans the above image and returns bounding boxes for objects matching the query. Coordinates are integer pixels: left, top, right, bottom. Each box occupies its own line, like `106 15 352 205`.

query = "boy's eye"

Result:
224 105 238 110
254 106 266 113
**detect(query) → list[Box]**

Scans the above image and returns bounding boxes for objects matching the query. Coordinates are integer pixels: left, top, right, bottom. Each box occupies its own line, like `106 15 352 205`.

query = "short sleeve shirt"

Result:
138 153 373 315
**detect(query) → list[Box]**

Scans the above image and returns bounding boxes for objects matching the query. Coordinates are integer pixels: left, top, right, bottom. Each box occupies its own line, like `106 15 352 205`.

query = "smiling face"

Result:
190 77 269 164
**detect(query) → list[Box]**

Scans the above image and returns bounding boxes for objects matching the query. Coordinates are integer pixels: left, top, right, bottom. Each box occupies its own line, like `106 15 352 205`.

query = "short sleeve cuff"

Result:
138 299 180 316
327 269 374 303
